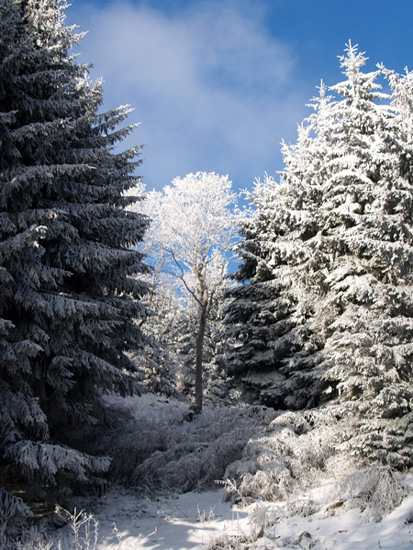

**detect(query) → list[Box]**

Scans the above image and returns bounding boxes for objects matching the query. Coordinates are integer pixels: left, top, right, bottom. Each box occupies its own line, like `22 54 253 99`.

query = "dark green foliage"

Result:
0 0 149 501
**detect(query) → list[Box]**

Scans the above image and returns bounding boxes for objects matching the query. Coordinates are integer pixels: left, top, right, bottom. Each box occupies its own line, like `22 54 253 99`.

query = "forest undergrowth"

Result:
2 393 412 549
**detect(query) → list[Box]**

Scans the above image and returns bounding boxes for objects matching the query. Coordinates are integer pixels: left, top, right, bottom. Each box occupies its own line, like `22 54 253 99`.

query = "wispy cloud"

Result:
69 0 308 190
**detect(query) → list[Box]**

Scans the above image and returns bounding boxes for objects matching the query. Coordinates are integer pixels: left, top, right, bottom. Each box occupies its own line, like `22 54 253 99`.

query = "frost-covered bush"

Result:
223 408 356 502
207 534 255 550
0 489 32 547
133 404 276 494
88 394 192 482
2 530 54 550
134 426 248 493
1 506 103 550
338 466 409 521
88 394 275 494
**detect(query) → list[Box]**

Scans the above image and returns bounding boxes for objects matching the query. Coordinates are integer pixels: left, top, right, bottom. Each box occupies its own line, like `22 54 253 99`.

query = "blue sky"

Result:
66 0 413 193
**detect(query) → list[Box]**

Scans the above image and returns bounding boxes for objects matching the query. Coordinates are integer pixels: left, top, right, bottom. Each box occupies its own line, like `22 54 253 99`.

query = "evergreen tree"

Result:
225 44 413 467
0 0 148 502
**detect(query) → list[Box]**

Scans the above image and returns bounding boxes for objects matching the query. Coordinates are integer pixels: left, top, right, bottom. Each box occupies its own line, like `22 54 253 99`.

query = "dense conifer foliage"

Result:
225 44 413 467
0 0 148 501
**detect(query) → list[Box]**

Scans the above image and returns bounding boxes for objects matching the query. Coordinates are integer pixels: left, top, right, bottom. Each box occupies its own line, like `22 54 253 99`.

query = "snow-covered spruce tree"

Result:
0 0 148 502
225 44 413 467
223 178 311 409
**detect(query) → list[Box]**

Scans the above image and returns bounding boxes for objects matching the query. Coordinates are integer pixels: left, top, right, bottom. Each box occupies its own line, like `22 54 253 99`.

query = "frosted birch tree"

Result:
0 0 148 504
139 172 239 413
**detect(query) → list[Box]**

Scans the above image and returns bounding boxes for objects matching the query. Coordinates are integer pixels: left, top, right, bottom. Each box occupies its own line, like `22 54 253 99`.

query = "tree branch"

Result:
167 248 203 307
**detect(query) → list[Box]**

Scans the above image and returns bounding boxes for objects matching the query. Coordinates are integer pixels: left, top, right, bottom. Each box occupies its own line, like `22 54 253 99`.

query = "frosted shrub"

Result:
223 408 348 502
239 468 293 502
224 437 294 503
267 411 311 435
339 466 409 521
207 534 252 550
88 394 192 482
134 427 248 493
54 507 100 550
132 404 275 494
0 489 32 547
89 394 276 493
6 529 54 550
0 505 102 550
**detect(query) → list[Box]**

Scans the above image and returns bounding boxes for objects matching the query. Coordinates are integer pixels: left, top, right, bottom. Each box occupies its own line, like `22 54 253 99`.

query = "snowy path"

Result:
66 488 413 549
75 488 251 549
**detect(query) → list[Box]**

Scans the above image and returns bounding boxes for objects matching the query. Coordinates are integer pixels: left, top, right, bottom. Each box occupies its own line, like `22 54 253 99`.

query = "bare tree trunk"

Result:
194 301 208 414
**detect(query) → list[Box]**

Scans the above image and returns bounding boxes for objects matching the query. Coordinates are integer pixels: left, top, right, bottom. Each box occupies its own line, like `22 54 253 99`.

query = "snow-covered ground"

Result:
59 486 413 550
38 394 413 550
59 488 251 549
259 492 413 550
42 394 412 549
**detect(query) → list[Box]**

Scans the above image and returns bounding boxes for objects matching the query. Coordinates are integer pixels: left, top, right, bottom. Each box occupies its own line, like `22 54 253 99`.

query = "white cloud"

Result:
70 0 308 190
